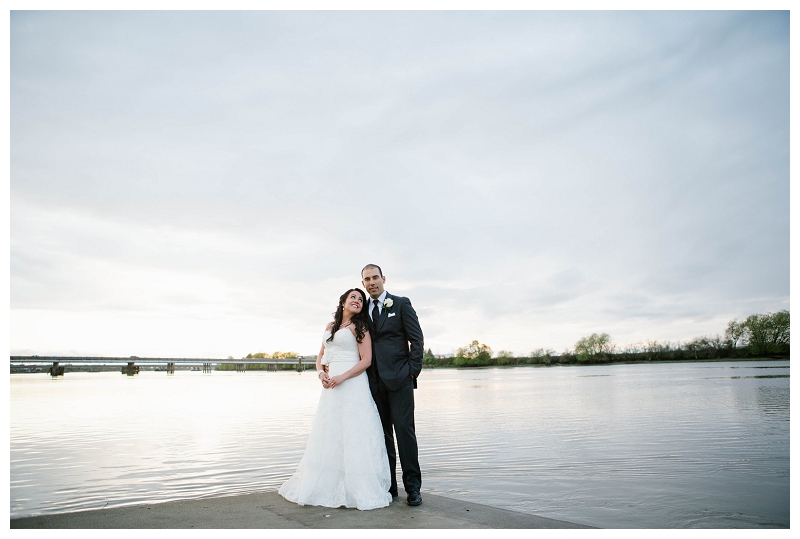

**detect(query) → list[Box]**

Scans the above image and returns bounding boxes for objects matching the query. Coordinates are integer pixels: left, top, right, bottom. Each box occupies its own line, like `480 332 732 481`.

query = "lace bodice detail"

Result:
322 328 360 365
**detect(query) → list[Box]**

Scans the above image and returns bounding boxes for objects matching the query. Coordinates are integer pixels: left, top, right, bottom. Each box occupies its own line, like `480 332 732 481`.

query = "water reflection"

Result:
10 360 789 528
756 385 789 416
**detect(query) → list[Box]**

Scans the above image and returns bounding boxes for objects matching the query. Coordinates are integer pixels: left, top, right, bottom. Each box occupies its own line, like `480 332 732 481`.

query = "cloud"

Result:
11 11 789 356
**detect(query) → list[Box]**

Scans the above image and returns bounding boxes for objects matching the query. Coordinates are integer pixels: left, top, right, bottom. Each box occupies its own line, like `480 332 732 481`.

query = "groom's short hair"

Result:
362 264 383 277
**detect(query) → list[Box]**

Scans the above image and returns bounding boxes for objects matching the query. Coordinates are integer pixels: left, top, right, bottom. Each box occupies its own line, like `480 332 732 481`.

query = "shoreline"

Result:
9 356 787 374
420 356 788 370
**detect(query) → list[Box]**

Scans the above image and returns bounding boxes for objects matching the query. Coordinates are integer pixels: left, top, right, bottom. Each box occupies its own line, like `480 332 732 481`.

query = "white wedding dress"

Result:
279 328 392 510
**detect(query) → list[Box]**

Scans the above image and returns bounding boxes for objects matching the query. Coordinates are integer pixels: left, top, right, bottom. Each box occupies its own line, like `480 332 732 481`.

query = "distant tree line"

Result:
245 351 298 359
422 310 789 368
217 350 304 371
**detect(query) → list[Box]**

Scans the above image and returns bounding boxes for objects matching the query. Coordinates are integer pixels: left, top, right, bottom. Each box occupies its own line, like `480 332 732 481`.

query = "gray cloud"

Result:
11 11 789 356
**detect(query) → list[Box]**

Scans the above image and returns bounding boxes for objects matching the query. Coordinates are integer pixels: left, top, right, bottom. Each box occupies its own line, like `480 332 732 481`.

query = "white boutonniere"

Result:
383 298 393 310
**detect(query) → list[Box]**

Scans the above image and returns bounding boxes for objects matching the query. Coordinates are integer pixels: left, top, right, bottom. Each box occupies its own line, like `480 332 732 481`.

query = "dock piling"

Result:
121 362 140 376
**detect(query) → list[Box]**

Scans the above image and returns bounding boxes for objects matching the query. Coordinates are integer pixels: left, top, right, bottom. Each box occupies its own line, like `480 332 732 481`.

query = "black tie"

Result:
372 299 380 323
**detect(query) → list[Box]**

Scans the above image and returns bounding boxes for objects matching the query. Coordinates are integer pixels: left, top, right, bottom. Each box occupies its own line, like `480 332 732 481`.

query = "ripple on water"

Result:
11 362 789 527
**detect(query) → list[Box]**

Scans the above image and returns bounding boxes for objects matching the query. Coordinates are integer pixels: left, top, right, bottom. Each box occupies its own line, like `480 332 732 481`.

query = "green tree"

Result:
423 348 436 365
558 349 574 364
743 310 789 355
496 350 516 366
530 348 556 365
769 310 790 349
725 319 745 349
743 314 770 355
574 333 613 363
454 340 493 367
643 340 667 361
684 338 703 360
704 335 725 359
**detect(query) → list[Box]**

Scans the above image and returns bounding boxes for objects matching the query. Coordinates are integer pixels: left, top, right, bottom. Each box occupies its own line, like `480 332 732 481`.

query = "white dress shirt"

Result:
369 291 388 321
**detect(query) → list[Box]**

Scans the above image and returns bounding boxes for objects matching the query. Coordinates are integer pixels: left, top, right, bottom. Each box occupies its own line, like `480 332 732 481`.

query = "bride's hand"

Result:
318 371 331 388
328 375 346 388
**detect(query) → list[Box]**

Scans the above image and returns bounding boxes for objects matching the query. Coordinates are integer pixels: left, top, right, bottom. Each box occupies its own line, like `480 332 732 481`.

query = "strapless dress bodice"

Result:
322 328 360 365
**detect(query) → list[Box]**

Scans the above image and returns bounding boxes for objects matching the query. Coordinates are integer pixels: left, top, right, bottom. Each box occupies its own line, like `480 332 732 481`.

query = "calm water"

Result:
10 360 789 528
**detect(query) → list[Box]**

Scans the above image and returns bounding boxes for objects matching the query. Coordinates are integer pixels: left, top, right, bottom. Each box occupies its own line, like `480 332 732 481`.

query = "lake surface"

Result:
10 360 789 528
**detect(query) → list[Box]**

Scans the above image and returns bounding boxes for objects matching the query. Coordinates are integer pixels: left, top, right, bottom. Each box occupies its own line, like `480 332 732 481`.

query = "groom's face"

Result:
362 268 386 299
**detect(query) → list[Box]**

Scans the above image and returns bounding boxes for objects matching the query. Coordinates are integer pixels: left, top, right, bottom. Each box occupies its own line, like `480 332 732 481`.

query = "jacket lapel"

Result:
376 293 391 332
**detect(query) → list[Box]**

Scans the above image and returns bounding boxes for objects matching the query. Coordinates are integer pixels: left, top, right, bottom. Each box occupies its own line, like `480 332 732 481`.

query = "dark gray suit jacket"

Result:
367 292 424 393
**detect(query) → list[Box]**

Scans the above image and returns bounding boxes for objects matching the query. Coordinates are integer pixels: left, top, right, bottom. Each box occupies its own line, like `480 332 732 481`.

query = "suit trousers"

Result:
373 371 421 495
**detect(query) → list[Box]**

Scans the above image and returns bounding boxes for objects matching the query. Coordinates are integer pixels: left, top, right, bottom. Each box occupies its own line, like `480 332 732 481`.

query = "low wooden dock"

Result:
10 489 594 529
10 356 318 376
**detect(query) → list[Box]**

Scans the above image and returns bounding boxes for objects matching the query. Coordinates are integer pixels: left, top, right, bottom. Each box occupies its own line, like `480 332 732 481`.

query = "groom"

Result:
361 264 424 506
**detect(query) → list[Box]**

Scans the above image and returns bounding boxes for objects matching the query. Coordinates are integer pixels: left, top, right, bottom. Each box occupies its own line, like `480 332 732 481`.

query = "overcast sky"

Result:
10 10 789 358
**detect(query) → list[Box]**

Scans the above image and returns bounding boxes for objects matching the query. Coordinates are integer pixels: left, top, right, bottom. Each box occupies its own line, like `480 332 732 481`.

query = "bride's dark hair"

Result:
327 288 370 343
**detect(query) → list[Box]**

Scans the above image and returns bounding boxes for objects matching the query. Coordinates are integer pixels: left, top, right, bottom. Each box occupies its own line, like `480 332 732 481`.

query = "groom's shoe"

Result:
407 491 422 506
389 489 398 498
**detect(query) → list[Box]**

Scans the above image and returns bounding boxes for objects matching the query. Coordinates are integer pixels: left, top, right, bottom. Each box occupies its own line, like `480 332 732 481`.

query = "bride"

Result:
278 288 393 510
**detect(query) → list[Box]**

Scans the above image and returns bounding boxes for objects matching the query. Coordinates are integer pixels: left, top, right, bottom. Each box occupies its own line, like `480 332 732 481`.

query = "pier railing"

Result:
10 356 317 376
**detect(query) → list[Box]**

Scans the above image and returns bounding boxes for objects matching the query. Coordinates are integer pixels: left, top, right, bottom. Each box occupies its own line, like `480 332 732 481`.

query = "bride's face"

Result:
342 291 364 316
